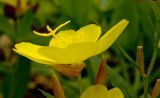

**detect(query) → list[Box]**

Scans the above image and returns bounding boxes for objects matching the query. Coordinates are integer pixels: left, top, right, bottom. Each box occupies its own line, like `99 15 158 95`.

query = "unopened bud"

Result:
137 46 146 77
95 60 106 85
151 79 160 98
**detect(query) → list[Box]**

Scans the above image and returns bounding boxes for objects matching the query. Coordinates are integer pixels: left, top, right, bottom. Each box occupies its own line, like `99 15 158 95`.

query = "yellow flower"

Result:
81 85 124 98
13 19 128 65
2 0 29 12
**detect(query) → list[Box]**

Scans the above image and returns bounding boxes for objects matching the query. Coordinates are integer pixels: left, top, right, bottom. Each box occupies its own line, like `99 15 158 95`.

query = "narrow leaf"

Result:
16 10 33 41
0 15 14 38
2 56 30 98
107 65 137 98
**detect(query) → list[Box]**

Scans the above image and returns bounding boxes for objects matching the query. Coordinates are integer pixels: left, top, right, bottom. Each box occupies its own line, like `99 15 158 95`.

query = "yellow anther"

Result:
33 20 71 37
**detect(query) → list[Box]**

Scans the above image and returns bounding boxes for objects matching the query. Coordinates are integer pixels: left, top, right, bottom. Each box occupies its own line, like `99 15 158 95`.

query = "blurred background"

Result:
0 0 160 98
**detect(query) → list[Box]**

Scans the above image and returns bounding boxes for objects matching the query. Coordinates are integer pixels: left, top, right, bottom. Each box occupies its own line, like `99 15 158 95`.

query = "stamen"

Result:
53 20 71 34
47 25 53 32
33 31 52 36
33 20 71 37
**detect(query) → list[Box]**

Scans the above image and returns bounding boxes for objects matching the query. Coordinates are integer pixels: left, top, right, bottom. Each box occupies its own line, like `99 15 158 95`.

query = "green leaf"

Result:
107 65 137 98
39 89 54 98
85 57 100 84
31 62 52 76
0 2 4 15
35 0 57 24
1 56 31 98
57 0 92 25
0 63 9 75
0 15 14 38
16 10 34 41
158 39 160 48
110 0 139 51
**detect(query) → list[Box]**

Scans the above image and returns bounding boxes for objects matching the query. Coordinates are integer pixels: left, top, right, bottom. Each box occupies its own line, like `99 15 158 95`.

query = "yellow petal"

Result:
13 42 55 65
39 42 97 64
49 30 76 48
94 19 129 55
50 24 101 48
107 88 124 98
80 85 108 98
75 24 101 43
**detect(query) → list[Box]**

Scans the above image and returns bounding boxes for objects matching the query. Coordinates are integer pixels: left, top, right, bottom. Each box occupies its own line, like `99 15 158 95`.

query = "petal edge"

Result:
13 42 56 65
94 19 129 55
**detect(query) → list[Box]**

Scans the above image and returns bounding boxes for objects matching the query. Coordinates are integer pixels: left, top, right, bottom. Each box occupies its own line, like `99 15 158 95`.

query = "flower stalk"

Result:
51 71 65 98
143 32 158 98
78 74 82 94
143 1 160 97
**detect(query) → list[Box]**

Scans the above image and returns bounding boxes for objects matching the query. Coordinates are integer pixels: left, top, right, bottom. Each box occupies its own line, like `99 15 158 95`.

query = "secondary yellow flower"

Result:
80 85 124 98
2 0 28 10
13 19 129 65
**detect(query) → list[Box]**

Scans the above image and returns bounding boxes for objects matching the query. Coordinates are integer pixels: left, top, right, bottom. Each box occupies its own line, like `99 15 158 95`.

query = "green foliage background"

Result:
0 0 160 98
